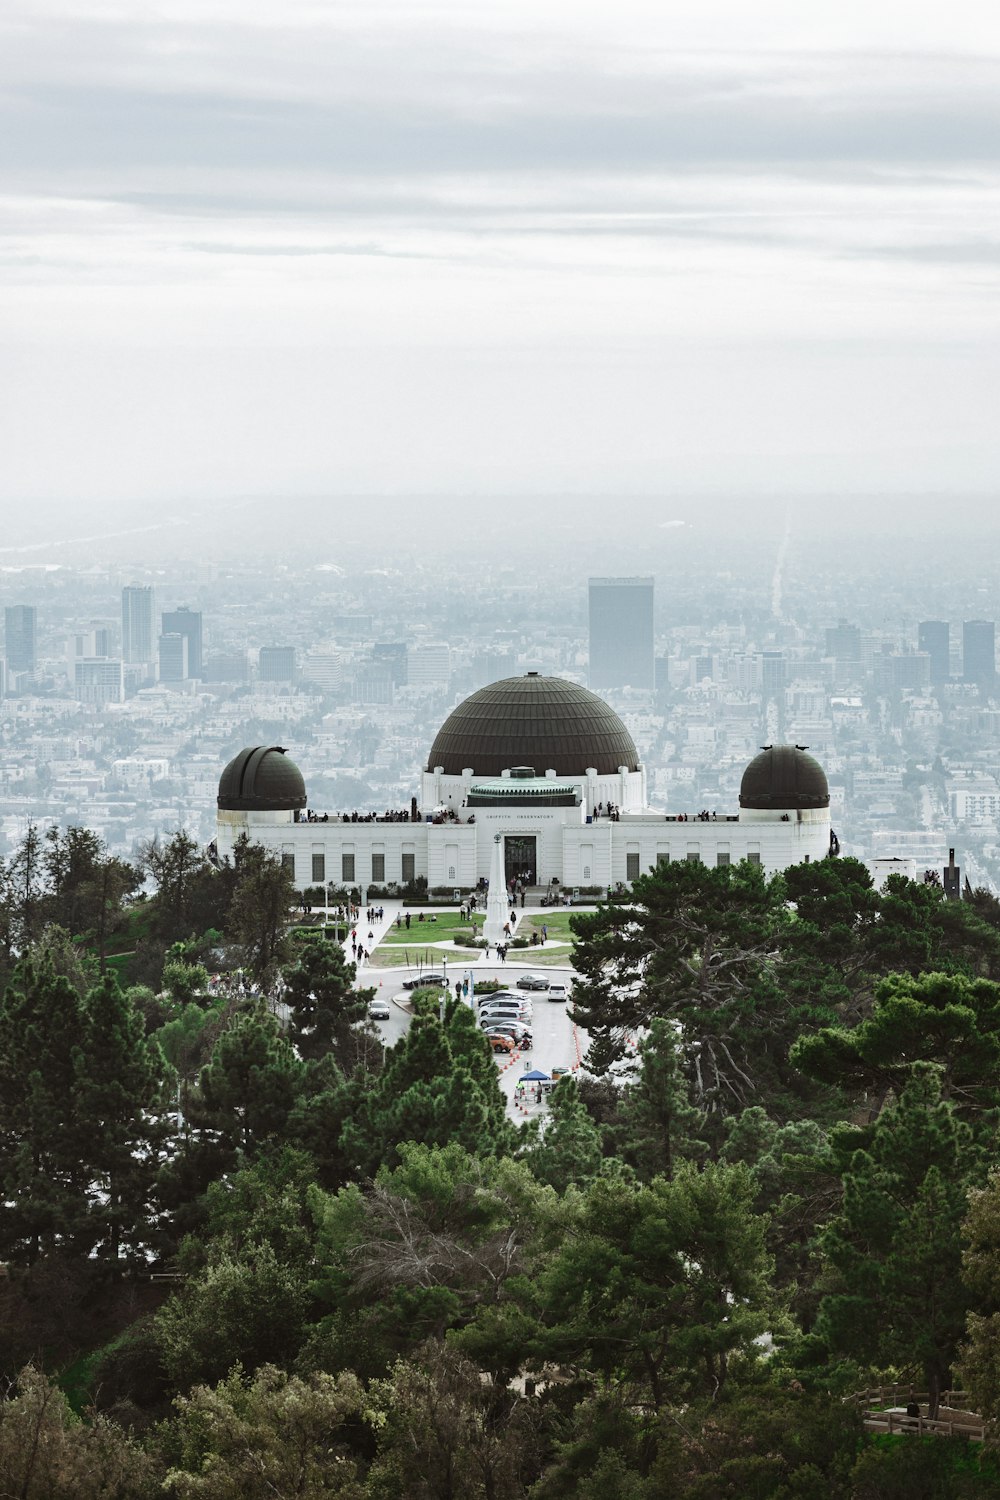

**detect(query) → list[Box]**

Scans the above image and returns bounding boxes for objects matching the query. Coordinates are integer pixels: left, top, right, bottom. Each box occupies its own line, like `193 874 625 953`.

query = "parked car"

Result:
489 1034 517 1054
401 973 447 990
516 973 550 991
546 982 570 1002
477 990 520 1006
483 1022 532 1044
368 998 391 1020
551 1065 570 1079
479 1003 532 1020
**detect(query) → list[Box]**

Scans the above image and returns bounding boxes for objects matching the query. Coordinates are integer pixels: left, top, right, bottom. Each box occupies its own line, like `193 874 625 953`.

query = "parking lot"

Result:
366 963 588 1123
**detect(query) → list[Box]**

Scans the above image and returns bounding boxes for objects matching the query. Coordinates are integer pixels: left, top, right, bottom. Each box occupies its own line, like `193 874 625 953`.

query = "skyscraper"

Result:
918 620 950 684
122 585 155 664
824 620 862 662
964 620 995 689
258 646 296 682
5 605 37 675
588 577 654 690
158 632 189 683
161 607 202 679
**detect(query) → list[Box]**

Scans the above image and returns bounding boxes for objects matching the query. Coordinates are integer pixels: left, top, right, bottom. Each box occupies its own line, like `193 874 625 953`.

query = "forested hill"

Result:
5 831 1000 1495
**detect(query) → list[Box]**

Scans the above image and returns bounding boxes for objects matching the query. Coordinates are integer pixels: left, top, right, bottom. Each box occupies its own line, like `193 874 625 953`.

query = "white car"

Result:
546 982 570 1002
368 998 391 1020
479 1005 532 1026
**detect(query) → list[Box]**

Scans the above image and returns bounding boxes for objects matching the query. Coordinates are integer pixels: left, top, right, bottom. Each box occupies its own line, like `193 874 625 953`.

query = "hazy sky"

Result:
3 1 1000 506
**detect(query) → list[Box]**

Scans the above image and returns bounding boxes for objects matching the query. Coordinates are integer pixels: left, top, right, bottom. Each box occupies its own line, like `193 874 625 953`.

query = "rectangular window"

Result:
626 852 640 880
372 852 385 881
747 850 761 865
716 851 730 867
342 852 355 881
282 852 295 875
312 851 325 883
401 852 415 883
686 850 700 864
656 850 670 866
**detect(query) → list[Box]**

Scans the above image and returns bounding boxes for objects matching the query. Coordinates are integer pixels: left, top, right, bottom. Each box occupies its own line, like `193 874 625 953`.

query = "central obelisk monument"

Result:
483 833 508 948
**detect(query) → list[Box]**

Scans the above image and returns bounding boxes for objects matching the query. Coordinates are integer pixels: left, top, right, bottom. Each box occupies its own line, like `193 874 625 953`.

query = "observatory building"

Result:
215 674 833 892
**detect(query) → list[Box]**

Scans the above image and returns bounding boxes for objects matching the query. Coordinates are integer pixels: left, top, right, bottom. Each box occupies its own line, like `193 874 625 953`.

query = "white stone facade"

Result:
216 780 832 891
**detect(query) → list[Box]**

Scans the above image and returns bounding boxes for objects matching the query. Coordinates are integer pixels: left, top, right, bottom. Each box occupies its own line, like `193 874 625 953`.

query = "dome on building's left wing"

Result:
217 746 306 811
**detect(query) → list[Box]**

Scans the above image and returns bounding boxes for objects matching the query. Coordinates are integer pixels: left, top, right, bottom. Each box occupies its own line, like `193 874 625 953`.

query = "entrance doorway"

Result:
504 835 536 887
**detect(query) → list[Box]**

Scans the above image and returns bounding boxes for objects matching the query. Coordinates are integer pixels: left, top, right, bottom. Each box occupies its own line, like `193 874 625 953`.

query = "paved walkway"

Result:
322 897 583 973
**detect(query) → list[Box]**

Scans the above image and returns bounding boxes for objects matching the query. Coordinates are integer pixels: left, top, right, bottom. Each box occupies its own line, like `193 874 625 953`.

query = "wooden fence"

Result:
850 1385 987 1443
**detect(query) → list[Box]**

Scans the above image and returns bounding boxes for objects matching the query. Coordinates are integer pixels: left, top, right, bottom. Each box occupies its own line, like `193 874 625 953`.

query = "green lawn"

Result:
380 911 482 944
515 911 580 943
362 906 592 969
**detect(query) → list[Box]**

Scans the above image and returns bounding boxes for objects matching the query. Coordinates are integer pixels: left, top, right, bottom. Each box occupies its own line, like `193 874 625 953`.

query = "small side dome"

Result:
740 745 829 810
218 746 306 812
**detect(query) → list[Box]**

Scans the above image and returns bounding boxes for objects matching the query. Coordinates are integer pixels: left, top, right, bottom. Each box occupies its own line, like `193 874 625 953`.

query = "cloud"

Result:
1 1 999 501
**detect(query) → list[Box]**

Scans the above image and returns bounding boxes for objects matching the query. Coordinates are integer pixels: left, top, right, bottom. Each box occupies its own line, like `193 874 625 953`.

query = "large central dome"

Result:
427 674 640 777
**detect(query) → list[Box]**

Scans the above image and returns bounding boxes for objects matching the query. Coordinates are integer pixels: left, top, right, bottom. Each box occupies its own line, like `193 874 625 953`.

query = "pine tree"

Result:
527 1077 604 1193
341 1012 514 1176
0 957 89 1263
620 1017 707 1180
75 973 169 1273
198 1008 306 1159
225 838 297 987
283 934 371 1065
817 1065 979 1416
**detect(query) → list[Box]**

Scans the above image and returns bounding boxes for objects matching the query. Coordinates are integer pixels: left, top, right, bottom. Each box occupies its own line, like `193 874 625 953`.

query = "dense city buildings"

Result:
2 515 1000 896
588 577 655 691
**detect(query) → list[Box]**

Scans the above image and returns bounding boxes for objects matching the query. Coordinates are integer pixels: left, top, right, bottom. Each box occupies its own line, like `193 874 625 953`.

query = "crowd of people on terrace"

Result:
295 808 414 823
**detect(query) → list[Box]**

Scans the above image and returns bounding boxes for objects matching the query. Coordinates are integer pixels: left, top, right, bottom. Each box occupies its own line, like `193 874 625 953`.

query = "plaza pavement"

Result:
331 897 590 1122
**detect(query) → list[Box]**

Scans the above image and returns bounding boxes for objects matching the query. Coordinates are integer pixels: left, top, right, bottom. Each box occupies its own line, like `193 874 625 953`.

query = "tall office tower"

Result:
159 632 189 683
5 605 37 674
161 607 202 679
259 646 296 682
122 585 155 664
964 620 995 688
588 577 655 690
824 620 861 661
759 650 787 698
918 620 950 684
